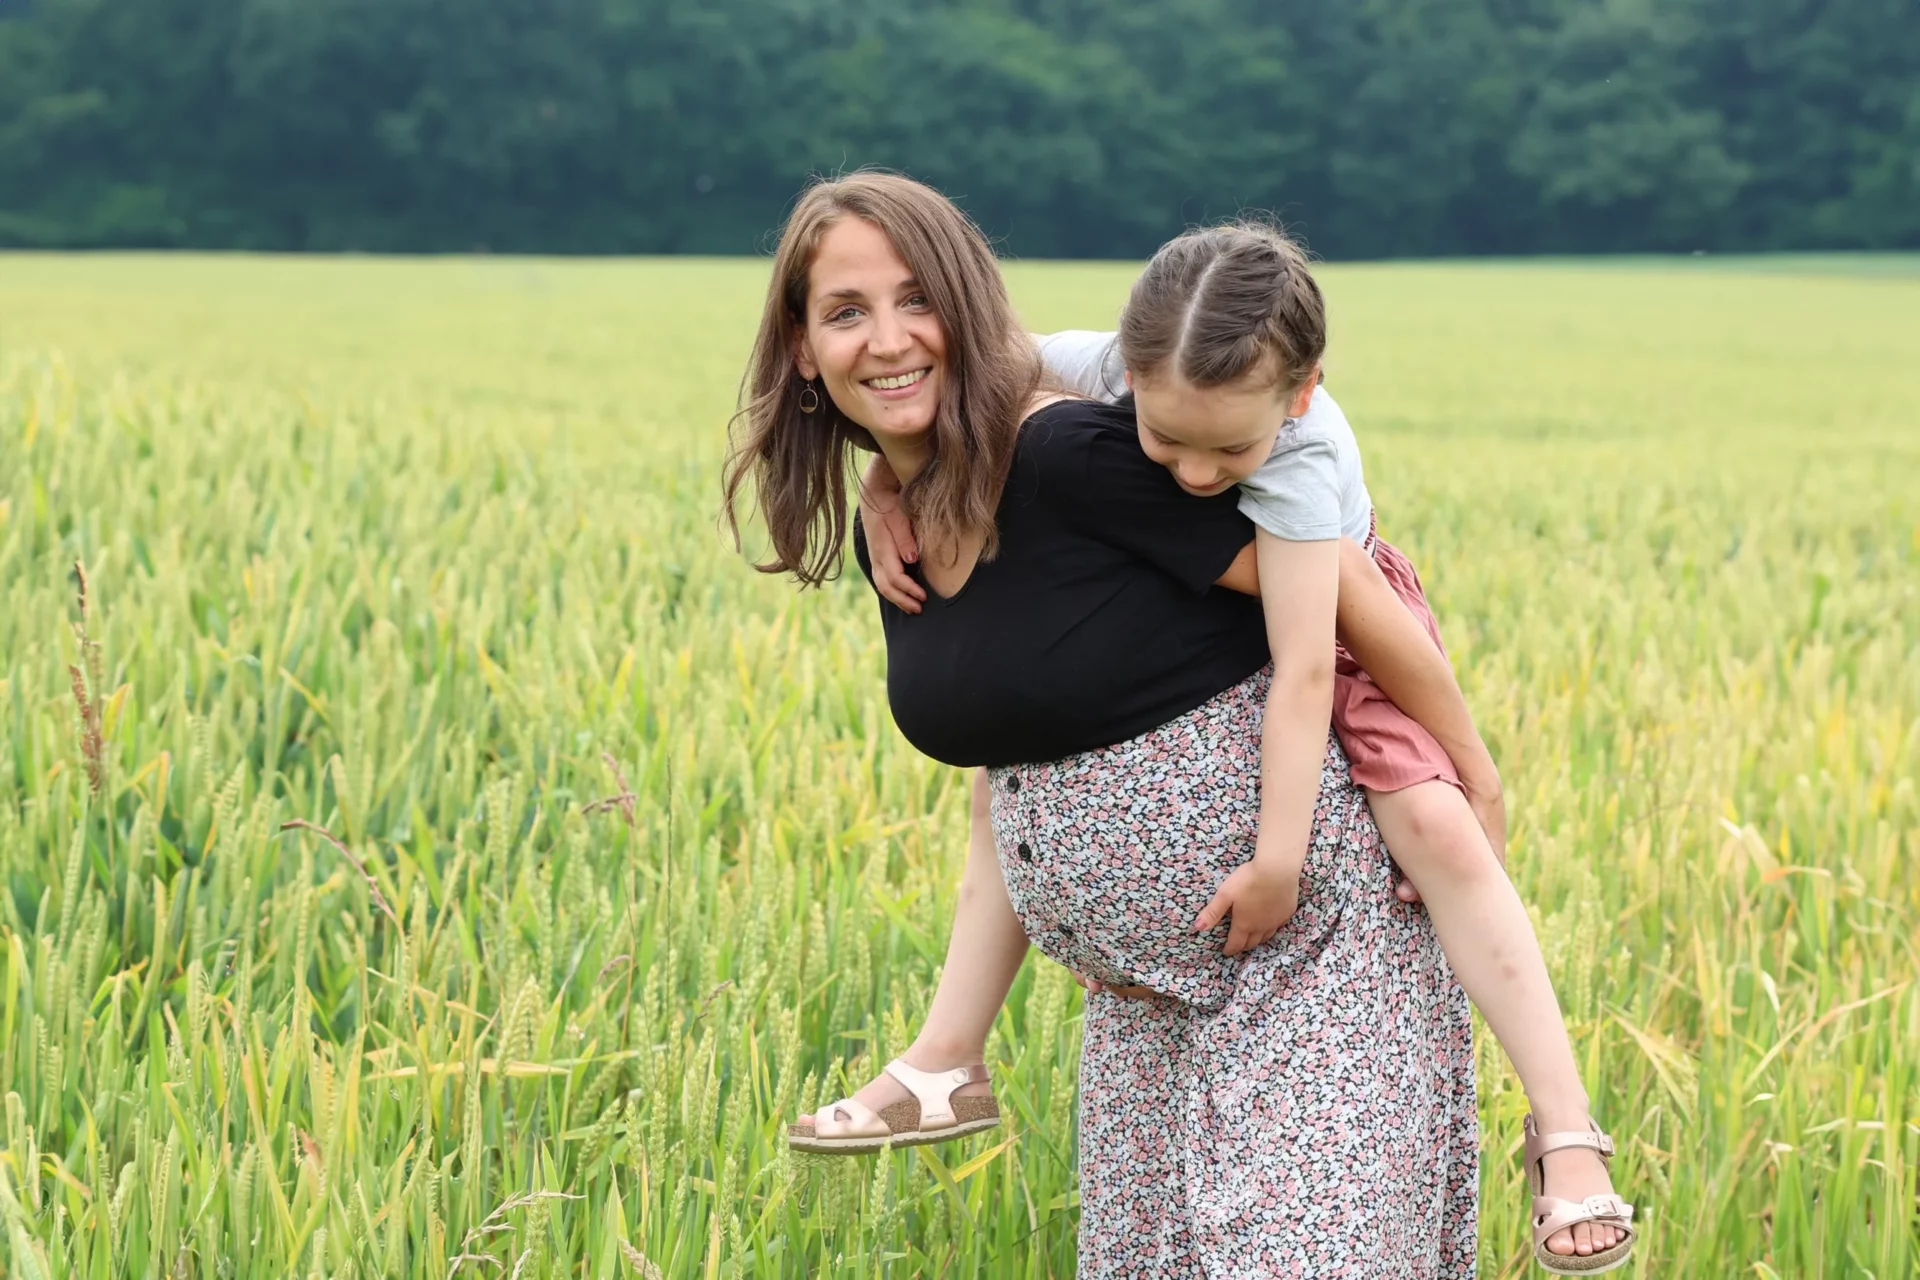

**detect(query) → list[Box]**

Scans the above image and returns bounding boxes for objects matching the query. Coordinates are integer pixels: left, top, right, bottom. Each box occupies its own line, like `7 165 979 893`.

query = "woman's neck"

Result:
877 435 933 489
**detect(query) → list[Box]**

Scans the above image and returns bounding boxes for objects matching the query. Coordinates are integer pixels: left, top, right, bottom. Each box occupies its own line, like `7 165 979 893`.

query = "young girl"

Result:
850 224 1635 1274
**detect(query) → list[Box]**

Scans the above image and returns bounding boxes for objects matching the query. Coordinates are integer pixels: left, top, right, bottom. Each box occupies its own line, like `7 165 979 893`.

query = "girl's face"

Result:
1130 368 1317 497
794 218 947 450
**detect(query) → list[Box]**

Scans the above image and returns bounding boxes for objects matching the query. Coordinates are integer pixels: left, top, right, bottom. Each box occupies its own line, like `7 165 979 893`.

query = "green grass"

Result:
0 252 1915 1278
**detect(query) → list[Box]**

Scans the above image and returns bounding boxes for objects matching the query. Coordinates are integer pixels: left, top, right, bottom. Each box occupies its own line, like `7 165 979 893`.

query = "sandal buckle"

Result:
951 1069 969 1085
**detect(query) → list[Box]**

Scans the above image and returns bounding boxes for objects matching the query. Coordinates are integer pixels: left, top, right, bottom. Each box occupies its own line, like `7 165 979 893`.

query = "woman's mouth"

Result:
863 368 931 398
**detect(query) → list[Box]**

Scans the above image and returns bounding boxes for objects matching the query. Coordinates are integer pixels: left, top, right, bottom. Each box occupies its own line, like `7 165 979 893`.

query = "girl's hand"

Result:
1192 856 1302 955
1461 769 1508 866
858 456 925 613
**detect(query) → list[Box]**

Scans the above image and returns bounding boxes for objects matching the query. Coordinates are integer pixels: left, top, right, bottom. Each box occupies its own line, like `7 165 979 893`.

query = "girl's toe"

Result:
1546 1228 1575 1257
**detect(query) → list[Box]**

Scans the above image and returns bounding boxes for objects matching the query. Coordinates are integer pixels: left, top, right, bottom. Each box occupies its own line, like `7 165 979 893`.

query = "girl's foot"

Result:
1525 1114 1636 1272
1538 1145 1623 1257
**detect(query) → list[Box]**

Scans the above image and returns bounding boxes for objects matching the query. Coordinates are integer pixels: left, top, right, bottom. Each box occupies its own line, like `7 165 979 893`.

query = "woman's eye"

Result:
828 306 862 323
904 293 930 309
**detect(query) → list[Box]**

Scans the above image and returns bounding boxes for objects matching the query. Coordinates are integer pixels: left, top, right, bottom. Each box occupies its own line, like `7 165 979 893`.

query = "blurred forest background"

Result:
0 0 1916 259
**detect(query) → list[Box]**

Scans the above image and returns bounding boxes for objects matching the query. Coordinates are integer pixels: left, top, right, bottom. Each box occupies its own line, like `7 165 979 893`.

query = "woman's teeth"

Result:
866 369 928 390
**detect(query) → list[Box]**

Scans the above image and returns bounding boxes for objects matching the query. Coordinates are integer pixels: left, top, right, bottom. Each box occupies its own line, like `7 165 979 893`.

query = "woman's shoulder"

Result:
1018 396 1136 471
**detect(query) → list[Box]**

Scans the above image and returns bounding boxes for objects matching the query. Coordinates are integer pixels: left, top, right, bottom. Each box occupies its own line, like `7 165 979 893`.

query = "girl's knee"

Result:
1370 782 1498 881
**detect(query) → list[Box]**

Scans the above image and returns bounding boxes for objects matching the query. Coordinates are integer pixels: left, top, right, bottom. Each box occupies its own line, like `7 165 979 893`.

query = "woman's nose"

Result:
869 312 911 358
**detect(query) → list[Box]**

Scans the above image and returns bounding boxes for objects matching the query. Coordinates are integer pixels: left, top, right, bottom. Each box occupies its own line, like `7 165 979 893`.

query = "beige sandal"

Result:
1525 1114 1637 1275
787 1060 999 1155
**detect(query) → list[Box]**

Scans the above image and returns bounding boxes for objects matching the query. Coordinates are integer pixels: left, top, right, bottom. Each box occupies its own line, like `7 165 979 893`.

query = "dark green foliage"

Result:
0 0 1915 257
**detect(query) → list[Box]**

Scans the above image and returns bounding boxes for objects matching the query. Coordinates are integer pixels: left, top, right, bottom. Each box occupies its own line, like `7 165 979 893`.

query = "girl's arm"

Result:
858 455 927 610
1214 542 1260 595
1333 538 1505 858
1192 530 1338 954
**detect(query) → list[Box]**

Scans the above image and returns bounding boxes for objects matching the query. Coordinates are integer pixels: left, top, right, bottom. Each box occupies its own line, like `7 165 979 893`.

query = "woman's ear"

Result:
793 331 820 381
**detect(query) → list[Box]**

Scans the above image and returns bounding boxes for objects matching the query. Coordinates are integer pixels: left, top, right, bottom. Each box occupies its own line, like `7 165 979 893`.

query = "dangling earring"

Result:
797 380 821 414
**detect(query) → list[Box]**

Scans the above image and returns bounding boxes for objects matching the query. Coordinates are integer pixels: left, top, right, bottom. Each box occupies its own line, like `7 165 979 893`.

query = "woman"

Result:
724 171 1479 1276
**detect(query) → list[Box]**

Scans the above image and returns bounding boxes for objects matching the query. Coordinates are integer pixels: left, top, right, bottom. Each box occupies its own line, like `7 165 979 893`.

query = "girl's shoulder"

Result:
1291 385 1356 446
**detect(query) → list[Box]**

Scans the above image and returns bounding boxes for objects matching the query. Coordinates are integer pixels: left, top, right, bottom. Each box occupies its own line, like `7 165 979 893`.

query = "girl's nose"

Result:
1180 462 1217 490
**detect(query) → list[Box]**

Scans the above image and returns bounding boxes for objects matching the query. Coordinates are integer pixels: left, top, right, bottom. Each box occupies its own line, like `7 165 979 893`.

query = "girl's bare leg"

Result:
1369 780 1622 1260
799 770 1021 1120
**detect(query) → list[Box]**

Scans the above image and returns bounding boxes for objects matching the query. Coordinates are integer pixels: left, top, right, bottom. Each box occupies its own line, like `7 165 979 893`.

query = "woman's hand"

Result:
858 456 925 612
1067 971 1162 1000
1192 855 1302 955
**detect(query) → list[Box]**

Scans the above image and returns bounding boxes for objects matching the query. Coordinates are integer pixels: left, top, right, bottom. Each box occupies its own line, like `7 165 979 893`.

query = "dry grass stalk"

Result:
278 819 400 926
582 751 638 828
68 558 107 796
691 979 734 1025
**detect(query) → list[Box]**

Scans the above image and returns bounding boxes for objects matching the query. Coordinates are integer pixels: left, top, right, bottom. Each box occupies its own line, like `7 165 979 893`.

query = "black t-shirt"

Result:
853 398 1269 767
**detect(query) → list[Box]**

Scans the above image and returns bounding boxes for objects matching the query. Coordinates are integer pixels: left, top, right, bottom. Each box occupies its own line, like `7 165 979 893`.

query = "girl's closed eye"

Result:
1148 430 1252 457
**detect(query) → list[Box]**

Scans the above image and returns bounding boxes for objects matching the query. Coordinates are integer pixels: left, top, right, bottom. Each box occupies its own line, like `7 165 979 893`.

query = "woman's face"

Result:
794 218 947 449
1130 368 1316 497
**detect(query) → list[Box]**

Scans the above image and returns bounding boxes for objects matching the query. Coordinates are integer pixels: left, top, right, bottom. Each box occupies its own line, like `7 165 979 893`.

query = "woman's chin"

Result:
862 407 939 447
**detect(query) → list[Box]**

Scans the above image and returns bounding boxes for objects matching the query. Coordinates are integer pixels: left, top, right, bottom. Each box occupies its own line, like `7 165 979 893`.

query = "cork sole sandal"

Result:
1525 1115 1637 1275
787 1060 998 1155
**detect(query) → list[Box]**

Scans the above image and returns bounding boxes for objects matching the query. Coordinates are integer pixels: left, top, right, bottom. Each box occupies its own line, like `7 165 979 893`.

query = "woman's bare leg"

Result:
800 769 1022 1119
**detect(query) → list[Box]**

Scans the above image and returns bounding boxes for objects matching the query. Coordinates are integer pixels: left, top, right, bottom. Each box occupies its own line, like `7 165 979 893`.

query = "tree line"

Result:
1 0 1915 260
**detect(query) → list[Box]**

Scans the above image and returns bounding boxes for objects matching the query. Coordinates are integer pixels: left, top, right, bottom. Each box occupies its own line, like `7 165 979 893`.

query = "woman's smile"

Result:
863 367 932 398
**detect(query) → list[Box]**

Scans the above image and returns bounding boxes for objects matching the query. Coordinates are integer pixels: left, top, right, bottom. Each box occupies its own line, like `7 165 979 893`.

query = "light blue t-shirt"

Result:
1036 330 1374 543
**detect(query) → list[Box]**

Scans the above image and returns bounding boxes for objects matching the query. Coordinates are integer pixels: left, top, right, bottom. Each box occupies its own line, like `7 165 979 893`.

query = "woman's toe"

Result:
1573 1222 1595 1255
1546 1227 1575 1256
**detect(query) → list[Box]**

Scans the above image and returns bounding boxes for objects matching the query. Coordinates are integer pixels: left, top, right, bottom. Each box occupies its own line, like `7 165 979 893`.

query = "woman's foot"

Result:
796 1044 993 1129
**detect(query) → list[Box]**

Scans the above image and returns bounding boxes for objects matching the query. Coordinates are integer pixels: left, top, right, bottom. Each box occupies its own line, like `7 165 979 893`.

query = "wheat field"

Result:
0 253 1915 1278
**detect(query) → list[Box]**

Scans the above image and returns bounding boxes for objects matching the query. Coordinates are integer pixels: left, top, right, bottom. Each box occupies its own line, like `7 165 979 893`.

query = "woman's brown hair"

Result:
1119 221 1326 396
722 171 1041 586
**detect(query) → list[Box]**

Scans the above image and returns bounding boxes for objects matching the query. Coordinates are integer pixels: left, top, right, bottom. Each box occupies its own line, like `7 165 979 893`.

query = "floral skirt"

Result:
988 667 1478 1278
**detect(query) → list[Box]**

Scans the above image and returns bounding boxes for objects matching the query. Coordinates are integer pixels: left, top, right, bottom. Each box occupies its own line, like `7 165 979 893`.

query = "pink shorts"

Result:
1334 520 1462 794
